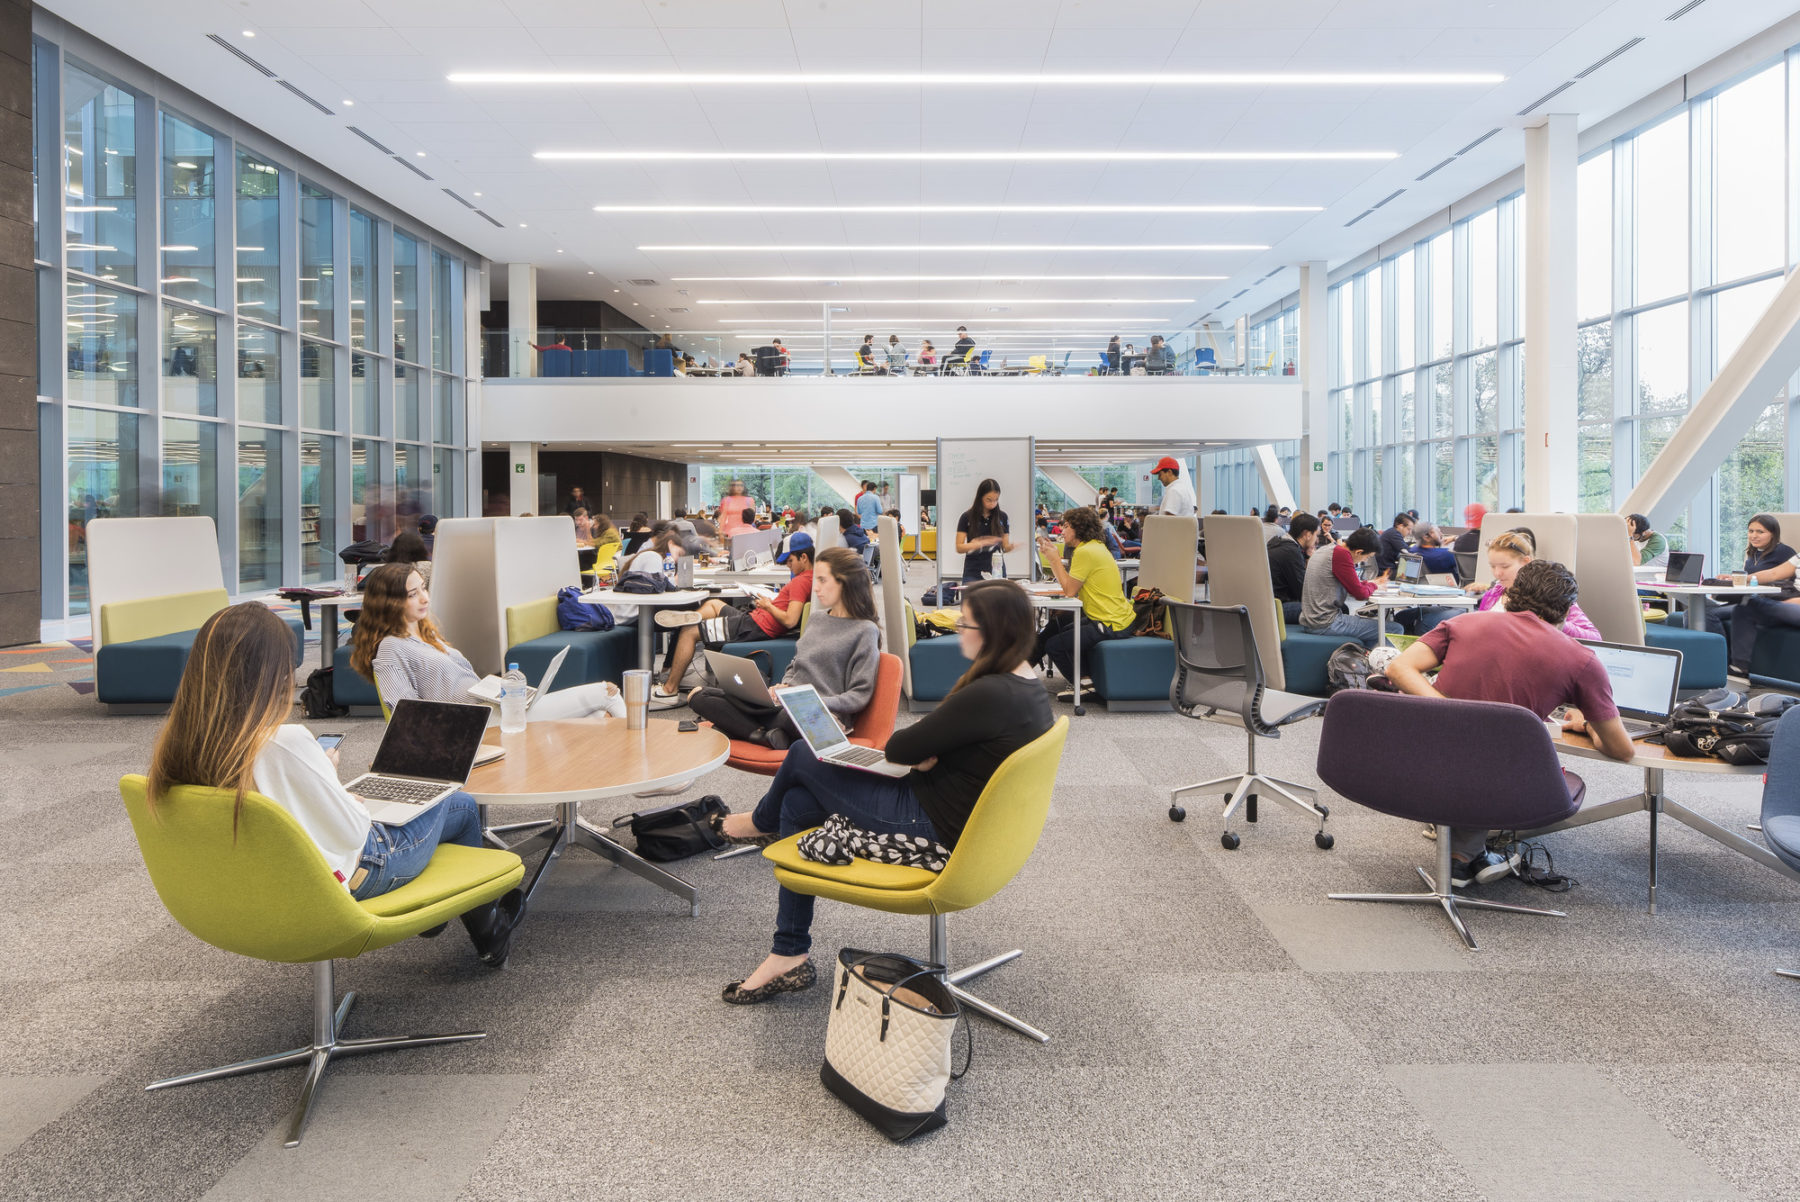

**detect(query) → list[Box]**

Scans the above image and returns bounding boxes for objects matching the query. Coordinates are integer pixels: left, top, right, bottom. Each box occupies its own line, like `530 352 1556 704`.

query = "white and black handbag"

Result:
820 949 971 1141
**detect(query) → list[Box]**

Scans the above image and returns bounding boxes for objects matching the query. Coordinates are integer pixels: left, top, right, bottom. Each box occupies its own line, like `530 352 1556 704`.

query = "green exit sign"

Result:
1313 461 1324 471
515 463 525 473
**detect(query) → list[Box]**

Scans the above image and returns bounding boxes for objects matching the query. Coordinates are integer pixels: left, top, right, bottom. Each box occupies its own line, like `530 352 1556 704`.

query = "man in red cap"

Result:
1153 456 1195 518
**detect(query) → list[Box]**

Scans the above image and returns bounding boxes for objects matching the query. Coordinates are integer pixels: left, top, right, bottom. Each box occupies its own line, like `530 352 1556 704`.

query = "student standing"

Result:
855 480 882 533
1152 456 1196 518
717 479 756 538
955 477 1014 582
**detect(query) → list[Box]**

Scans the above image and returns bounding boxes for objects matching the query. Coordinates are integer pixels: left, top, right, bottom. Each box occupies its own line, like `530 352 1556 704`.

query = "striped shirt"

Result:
373 634 482 707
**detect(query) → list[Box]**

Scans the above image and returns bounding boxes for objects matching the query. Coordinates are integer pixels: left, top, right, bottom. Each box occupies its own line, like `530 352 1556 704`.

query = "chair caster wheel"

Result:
1316 804 1329 818
1168 805 1186 822
1315 831 1335 850
1221 831 1240 850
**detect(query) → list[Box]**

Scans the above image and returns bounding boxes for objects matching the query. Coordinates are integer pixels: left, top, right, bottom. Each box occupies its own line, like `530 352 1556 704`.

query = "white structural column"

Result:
1297 261 1330 513
1524 115 1579 511
507 263 538 378
1252 444 1297 511
1624 265 1800 528
508 442 538 516
1042 466 1100 507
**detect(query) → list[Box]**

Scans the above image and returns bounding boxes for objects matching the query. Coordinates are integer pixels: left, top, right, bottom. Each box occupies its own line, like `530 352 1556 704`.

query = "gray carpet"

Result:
3 634 1798 1200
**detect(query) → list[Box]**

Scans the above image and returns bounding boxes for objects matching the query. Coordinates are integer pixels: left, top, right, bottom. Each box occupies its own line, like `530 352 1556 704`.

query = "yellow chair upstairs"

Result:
763 717 1069 1042
120 775 524 1147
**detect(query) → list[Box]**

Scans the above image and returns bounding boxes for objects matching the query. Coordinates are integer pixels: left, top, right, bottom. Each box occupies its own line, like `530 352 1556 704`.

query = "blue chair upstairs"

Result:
540 347 572 377
643 348 675 377
1316 690 1583 950
1194 347 1217 374
598 347 632 377
1763 708 1800 981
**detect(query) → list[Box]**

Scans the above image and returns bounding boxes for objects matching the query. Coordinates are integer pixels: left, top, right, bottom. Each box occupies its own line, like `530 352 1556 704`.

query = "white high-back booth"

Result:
85 517 224 650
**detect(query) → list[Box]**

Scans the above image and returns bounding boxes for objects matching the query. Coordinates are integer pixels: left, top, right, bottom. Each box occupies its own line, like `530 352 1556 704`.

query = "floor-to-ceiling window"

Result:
34 28 483 618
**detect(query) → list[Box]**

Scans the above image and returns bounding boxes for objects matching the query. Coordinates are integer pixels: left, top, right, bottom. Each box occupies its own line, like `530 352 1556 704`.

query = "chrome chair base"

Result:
1170 728 1331 849
929 913 1047 1043
501 801 699 915
1328 828 1566 951
1775 968 1800 981
145 960 485 1148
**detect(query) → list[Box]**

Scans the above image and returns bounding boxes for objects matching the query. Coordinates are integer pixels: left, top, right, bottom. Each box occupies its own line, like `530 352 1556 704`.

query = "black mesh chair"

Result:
1165 601 1332 850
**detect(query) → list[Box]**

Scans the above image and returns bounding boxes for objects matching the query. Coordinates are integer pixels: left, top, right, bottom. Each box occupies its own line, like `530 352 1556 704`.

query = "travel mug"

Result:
622 669 650 730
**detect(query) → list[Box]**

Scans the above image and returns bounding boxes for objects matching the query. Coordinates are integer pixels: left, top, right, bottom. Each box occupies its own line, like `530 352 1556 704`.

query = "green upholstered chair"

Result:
762 718 1068 1042
119 775 524 1147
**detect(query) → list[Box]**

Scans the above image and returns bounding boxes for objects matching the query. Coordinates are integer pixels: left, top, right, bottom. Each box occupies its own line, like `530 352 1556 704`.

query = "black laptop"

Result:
1664 551 1704 584
343 699 493 823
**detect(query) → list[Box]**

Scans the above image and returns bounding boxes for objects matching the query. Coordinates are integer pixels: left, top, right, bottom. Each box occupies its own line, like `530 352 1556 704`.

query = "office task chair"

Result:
764 719 1068 1042
1195 347 1217 374
1762 709 1800 981
119 776 525 1147
1164 601 1330 849
1314 691 1582 950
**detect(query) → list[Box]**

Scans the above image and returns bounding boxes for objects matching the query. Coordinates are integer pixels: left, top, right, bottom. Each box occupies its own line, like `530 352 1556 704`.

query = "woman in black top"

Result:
717 579 1054 1005
955 477 1014 582
1711 512 1798 640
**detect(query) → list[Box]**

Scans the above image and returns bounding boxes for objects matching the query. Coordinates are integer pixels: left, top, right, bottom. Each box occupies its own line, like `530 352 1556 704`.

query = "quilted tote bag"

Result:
820 949 970 1141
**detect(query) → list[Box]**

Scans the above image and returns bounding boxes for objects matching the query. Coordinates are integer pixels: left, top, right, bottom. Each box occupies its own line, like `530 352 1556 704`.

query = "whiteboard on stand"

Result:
936 437 1035 587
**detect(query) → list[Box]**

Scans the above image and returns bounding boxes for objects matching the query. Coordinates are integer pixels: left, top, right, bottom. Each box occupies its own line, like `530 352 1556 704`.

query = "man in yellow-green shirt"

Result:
1034 506 1142 697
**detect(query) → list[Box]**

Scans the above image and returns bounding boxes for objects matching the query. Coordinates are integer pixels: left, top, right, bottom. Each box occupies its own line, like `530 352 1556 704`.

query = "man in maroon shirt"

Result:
1385 560 1634 887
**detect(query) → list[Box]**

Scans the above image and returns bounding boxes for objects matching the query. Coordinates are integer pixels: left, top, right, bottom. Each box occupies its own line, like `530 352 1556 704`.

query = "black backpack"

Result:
1324 643 1375 694
1663 694 1800 765
300 667 348 718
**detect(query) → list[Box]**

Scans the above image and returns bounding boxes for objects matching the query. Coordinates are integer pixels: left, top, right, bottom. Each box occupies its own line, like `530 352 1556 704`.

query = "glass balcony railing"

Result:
480 328 1257 379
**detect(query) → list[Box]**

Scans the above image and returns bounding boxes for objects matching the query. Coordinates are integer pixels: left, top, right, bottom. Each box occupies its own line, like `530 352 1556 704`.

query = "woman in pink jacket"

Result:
1469 530 1601 640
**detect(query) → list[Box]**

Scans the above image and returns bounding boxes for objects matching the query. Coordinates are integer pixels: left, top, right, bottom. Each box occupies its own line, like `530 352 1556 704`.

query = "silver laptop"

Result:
467 644 569 713
344 699 494 823
704 649 774 707
776 684 910 777
1578 639 1685 739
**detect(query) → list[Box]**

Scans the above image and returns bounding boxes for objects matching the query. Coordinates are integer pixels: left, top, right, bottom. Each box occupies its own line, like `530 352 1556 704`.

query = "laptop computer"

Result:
1665 551 1704 584
1394 552 1461 593
776 684 910 777
344 699 495 823
704 649 774 707
467 644 570 713
1577 639 1685 738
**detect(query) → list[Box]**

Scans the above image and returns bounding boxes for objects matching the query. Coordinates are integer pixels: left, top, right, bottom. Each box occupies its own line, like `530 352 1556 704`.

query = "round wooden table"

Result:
464 717 729 914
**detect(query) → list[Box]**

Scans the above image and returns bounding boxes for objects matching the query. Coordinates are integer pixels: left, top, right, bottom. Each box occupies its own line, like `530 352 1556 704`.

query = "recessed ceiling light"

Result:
588 270 595 274
556 248 563 253
415 151 427 158
541 149 1395 163
641 244 1269 252
699 298 1194 305
672 275 1225 283
241 30 255 37
598 204 1317 215
518 223 527 227
613 288 620 292
473 191 482 197
452 70 1504 87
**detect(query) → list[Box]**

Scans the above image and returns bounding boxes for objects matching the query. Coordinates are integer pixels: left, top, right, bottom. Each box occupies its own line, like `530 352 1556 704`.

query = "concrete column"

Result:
506 263 537 378
1524 115 1579 511
508 442 538 516
0 0 34 642
1297 260 1330 513
1233 315 1248 369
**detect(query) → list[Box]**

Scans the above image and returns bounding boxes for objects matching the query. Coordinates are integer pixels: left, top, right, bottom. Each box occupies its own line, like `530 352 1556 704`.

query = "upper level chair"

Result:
119 776 524 1146
1164 601 1331 850
1314 691 1583 950
723 652 903 776
764 718 1069 1042
1194 347 1217 374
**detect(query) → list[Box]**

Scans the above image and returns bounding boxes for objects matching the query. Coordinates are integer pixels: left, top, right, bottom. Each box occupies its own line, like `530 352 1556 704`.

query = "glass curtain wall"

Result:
1277 51 1796 565
36 34 481 617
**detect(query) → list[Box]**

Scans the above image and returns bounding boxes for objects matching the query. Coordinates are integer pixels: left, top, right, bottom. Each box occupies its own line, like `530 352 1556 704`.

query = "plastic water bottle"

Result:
499 662 527 733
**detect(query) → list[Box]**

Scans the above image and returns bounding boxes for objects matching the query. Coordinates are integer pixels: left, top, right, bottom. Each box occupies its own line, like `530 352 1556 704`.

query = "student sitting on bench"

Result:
651 534 813 707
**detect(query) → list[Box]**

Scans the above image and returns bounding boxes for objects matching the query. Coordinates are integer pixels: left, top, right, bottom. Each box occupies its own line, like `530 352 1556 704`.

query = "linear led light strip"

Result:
720 317 1170 324
542 150 1395 162
598 204 1319 214
642 244 1269 251
675 275 1225 282
452 71 1504 86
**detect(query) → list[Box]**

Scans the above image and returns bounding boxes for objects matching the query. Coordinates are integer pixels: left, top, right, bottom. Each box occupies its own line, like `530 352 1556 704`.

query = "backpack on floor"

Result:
300 667 348 718
921 581 961 607
1324 643 1375 695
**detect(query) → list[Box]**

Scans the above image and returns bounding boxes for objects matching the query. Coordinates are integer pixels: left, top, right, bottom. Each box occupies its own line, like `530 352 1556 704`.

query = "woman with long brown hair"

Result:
714 577 1053 1004
147 603 525 965
350 562 624 718
684 545 881 747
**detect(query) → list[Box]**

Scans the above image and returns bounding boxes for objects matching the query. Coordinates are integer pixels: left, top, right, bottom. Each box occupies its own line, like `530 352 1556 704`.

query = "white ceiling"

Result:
40 0 1800 334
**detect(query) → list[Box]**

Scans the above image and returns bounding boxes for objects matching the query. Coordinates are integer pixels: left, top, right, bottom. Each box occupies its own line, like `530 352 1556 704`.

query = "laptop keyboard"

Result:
832 744 890 767
355 776 447 803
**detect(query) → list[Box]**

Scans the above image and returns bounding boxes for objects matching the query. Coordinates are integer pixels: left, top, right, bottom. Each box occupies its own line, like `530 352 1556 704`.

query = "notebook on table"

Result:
344 699 494 823
776 684 910 777
1576 639 1684 739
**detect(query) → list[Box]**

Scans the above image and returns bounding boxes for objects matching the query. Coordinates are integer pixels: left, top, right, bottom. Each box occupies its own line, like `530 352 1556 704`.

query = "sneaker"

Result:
1449 856 1478 890
655 610 704 629
1474 848 1522 884
649 687 683 709
1421 824 1438 841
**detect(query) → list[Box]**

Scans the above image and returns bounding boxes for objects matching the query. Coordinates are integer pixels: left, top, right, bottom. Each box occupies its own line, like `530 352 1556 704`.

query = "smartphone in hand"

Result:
316 733 345 753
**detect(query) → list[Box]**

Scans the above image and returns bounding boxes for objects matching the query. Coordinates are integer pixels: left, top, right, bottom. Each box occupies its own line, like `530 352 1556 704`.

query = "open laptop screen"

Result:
777 685 850 753
1578 641 1683 724
370 699 493 782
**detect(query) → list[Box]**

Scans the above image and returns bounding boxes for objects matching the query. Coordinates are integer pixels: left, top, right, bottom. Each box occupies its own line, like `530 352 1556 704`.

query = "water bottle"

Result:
499 662 527 733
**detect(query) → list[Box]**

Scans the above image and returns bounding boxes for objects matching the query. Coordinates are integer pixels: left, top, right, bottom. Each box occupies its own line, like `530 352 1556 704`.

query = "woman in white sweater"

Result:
350 562 624 719
145 603 525 966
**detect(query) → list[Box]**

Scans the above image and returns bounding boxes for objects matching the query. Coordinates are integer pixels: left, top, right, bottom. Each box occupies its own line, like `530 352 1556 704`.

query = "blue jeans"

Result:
351 791 483 900
1303 612 1391 649
1731 595 1800 671
751 742 938 956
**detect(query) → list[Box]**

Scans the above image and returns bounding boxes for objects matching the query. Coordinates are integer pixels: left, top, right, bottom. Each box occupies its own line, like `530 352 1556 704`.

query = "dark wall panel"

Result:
0 0 33 646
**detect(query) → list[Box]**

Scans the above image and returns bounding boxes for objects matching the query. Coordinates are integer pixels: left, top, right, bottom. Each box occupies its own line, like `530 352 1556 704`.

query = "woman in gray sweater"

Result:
686 547 882 748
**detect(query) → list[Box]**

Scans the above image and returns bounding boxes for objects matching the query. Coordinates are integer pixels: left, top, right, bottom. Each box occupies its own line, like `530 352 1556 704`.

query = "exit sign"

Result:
1313 461 1324 471
515 463 525 473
